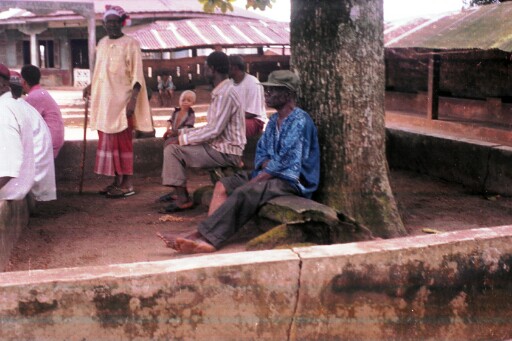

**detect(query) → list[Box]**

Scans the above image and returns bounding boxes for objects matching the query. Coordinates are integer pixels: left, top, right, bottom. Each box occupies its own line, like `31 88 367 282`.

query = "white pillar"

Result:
18 23 47 67
30 33 38 66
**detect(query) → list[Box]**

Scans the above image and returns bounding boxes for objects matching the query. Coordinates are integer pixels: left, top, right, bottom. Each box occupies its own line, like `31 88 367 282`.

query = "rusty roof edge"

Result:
384 2 512 52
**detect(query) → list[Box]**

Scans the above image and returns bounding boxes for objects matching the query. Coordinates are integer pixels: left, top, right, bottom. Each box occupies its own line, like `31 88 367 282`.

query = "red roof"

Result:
126 18 290 51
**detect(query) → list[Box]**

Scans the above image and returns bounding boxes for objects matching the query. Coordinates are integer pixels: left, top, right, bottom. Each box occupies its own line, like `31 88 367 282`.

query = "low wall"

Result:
386 128 512 195
1 226 512 340
54 138 163 181
54 135 259 181
55 130 512 196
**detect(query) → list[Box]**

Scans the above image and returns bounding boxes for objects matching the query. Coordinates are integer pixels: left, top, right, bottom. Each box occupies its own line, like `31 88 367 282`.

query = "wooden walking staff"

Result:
78 97 89 194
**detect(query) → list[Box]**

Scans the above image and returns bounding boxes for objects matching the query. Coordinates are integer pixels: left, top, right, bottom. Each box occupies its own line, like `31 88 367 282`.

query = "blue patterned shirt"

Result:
252 107 320 198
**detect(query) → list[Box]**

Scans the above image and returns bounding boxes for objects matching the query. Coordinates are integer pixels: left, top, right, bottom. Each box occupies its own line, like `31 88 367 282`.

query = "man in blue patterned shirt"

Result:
158 70 320 254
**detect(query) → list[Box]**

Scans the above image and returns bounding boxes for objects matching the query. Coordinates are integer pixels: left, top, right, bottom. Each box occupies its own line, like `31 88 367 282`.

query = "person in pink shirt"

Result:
21 64 64 158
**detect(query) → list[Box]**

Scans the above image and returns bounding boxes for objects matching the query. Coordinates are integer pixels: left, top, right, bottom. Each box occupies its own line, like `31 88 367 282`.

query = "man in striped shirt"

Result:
160 51 246 212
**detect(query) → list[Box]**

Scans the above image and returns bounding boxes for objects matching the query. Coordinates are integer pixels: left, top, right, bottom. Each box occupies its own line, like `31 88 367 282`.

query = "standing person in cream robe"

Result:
83 4 153 198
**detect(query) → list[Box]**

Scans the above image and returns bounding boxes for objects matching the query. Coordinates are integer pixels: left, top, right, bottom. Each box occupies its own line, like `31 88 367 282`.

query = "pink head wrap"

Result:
103 5 131 27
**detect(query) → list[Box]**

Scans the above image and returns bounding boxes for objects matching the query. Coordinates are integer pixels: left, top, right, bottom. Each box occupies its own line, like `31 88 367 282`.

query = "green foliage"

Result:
463 0 499 6
245 0 275 11
198 0 234 13
198 0 274 13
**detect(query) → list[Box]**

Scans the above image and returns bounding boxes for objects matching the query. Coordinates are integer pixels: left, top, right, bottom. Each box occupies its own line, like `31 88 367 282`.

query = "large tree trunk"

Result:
290 0 406 238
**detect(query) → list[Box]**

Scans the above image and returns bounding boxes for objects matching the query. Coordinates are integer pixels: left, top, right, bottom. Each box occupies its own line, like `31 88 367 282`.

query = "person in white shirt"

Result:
228 55 267 138
0 63 35 201
10 71 56 201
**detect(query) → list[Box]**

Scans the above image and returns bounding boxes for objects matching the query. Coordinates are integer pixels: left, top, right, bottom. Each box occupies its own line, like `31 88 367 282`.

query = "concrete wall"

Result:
1 226 512 340
386 128 512 195
56 130 512 196
55 138 164 181
290 226 512 340
55 135 259 182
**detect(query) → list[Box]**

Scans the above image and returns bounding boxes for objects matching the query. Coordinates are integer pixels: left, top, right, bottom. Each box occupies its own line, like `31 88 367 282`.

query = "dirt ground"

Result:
6 169 512 272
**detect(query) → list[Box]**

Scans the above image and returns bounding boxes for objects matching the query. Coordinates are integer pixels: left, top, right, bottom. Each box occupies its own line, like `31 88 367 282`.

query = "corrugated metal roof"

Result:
385 2 512 51
93 0 266 19
125 18 290 51
0 0 268 22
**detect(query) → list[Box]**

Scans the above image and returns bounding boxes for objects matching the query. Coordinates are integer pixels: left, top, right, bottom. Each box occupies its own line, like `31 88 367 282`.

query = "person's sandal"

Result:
155 192 177 203
106 186 135 199
158 200 194 213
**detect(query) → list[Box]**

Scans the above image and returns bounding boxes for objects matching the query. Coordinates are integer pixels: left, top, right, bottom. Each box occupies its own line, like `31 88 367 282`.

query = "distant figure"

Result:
158 74 175 107
83 4 153 199
10 71 56 201
0 63 35 200
163 90 196 147
158 51 246 213
157 70 320 254
228 55 267 138
21 64 64 158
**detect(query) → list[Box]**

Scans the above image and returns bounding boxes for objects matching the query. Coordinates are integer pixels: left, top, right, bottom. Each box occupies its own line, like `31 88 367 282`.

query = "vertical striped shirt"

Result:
179 79 246 156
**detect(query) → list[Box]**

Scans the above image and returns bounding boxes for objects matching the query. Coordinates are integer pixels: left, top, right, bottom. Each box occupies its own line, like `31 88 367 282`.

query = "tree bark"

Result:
290 0 406 237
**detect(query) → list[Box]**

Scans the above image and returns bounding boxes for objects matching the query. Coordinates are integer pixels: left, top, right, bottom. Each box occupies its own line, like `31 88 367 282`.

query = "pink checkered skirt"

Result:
95 127 133 176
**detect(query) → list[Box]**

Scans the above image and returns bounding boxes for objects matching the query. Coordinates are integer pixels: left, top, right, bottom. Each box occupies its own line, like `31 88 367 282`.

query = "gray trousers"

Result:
198 172 298 248
162 143 242 187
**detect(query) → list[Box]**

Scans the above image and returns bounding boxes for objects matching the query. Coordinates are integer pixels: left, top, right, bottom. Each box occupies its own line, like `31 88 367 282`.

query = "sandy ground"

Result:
5 87 512 272
6 169 512 272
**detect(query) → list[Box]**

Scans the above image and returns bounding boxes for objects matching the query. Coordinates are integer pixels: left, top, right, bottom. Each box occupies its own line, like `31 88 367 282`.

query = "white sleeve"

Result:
0 112 23 178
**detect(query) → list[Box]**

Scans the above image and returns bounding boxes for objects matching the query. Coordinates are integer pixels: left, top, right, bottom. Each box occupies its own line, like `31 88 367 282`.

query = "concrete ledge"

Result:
54 138 164 181
1 226 512 339
291 225 512 340
55 135 259 181
386 128 512 195
0 250 300 340
0 199 29 271
55 129 512 197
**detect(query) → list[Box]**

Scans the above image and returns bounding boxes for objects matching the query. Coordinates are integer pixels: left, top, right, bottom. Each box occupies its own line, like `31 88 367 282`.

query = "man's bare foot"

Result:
175 236 216 254
156 232 179 249
157 231 203 250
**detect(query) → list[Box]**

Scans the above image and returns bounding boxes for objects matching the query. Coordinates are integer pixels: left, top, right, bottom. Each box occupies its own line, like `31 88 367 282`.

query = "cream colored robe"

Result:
89 35 153 134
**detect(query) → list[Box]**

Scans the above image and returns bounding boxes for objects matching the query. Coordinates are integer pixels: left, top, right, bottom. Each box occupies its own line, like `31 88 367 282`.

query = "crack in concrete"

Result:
286 249 303 341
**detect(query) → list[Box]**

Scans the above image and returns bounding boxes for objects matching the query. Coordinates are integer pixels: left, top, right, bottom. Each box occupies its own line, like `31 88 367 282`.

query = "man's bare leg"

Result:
208 181 228 216
175 235 217 254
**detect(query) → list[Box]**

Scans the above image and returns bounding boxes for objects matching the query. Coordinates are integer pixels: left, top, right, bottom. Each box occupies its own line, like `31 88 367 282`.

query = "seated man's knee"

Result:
231 181 261 200
164 143 180 155
163 144 184 166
